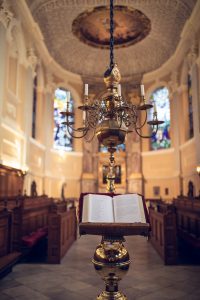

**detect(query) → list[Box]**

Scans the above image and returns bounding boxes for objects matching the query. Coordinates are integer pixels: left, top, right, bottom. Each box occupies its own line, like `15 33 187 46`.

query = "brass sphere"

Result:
92 240 130 281
96 119 127 147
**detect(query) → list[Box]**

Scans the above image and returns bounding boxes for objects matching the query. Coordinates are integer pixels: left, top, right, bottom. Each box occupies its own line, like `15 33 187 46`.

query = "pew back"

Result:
48 208 77 263
149 205 177 265
174 198 200 248
13 197 52 251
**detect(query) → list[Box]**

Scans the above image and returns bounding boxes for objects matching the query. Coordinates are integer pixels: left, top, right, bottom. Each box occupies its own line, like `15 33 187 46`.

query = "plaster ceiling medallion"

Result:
72 6 151 49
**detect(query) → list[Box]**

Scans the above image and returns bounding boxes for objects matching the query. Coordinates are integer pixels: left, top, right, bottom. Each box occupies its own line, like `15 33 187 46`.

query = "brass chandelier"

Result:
61 0 163 192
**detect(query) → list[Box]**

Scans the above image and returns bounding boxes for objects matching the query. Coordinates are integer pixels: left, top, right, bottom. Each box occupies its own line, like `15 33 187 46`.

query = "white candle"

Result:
84 84 88 96
83 111 86 121
66 91 70 103
154 102 157 113
118 84 121 97
140 84 145 96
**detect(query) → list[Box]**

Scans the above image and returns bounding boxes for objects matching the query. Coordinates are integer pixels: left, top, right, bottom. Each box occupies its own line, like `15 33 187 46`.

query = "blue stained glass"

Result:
149 87 171 150
53 88 74 151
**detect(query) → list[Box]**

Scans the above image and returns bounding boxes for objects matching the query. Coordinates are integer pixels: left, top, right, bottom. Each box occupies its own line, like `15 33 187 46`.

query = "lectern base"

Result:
92 236 130 300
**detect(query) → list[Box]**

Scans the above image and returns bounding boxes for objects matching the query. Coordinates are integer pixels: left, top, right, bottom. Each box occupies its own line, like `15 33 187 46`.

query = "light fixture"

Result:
61 0 164 192
197 165 200 177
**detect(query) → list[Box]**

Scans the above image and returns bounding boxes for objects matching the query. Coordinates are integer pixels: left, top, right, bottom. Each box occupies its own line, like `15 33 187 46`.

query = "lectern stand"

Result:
79 193 150 300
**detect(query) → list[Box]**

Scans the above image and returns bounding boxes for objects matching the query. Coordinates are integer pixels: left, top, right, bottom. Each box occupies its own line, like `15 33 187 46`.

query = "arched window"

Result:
53 87 74 151
188 74 194 138
149 87 171 150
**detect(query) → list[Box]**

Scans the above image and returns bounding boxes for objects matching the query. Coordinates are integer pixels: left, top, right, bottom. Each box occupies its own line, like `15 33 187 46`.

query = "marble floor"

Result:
1 235 200 300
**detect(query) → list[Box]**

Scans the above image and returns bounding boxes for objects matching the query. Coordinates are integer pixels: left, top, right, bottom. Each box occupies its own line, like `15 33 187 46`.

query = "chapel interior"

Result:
0 0 200 299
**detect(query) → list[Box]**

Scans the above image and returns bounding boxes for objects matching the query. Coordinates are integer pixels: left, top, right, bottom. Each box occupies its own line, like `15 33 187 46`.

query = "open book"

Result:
82 194 146 223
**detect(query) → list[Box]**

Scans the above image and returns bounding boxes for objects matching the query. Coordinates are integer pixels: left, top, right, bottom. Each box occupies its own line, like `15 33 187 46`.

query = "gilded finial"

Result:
104 63 121 89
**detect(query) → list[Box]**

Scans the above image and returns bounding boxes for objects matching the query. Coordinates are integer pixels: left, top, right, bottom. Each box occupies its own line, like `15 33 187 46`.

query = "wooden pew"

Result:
0 210 21 278
12 196 53 252
0 163 77 266
0 195 24 211
149 203 177 265
12 196 77 262
48 208 77 263
174 197 200 249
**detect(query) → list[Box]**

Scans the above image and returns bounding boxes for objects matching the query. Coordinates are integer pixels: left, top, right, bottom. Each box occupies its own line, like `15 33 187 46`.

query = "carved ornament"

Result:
0 0 13 28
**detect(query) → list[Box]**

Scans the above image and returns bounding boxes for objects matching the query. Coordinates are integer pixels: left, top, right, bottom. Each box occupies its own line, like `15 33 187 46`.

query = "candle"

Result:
140 84 145 96
84 84 88 96
118 84 121 97
154 102 157 113
66 91 70 103
83 111 86 122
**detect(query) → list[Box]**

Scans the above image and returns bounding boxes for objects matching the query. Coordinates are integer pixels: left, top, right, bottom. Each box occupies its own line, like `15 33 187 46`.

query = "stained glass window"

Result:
53 88 74 151
188 74 194 138
149 87 171 150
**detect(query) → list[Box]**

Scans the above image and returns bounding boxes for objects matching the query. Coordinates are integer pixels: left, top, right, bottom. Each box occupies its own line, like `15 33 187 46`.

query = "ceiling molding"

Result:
13 0 83 85
23 0 197 81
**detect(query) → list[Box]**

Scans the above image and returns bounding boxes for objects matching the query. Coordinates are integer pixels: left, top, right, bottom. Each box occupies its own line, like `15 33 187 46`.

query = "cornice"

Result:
14 0 82 85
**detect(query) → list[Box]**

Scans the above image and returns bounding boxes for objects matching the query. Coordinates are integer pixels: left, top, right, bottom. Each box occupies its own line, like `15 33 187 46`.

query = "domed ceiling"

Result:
26 0 197 81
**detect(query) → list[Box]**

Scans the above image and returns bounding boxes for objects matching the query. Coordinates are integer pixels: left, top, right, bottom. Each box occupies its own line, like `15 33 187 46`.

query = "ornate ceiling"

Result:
26 0 197 82
72 6 151 49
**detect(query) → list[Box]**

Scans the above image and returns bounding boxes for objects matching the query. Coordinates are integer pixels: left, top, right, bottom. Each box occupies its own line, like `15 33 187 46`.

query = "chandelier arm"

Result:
134 125 159 139
135 109 148 130
126 107 137 128
87 110 99 129
85 128 97 143
65 122 89 133
117 111 123 128
65 126 89 139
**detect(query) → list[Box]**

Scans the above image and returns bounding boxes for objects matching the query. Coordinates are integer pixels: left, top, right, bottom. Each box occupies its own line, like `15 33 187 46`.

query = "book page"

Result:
113 194 146 223
82 194 114 223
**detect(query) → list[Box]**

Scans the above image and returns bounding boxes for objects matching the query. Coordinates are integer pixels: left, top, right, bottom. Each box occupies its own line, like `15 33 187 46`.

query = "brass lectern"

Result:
79 193 150 300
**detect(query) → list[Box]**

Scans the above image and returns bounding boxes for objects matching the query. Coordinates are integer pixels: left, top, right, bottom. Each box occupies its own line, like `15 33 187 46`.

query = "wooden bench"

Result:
0 210 21 278
174 198 200 254
48 208 77 263
0 164 77 267
0 195 24 211
12 196 53 252
149 203 177 265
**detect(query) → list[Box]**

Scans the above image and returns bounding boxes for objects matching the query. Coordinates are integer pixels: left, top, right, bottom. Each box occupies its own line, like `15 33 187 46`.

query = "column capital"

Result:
0 1 13 29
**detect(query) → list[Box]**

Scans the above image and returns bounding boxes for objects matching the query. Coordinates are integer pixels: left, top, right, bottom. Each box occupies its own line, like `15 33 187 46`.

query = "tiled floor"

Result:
1 235 200 300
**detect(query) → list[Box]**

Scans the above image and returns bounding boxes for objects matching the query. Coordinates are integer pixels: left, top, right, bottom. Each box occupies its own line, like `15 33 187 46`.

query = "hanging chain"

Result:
110 0 114 69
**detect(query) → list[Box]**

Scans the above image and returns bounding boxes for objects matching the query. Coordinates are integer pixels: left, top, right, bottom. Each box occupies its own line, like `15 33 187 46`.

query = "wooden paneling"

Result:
12 196 52 251
48 208 77 264
149 205 177 265
174 198 200 248
0 164 25 197
0 211 12 256
0 210 20 278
